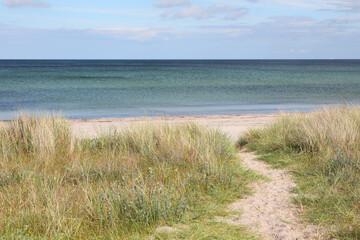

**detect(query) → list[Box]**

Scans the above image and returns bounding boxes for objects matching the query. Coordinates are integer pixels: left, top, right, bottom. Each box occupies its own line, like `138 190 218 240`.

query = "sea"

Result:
1 59 360 120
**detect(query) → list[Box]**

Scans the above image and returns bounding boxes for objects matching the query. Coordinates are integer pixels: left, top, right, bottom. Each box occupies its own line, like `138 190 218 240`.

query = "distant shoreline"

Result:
67 113 278 140
0 104 330 122
69 113 278 122
1 113 278 140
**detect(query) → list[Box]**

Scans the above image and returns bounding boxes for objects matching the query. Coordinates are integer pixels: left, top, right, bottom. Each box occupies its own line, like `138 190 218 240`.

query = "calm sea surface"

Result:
1 60 360 120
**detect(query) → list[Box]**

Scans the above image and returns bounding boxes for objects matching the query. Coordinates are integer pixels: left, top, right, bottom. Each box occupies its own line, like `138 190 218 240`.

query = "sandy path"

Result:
226 151 323 240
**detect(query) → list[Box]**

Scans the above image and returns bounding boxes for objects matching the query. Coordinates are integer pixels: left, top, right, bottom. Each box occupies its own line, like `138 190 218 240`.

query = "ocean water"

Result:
1 60 360 120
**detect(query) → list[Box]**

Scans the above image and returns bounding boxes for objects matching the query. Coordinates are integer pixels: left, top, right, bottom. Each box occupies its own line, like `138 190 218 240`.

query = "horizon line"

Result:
1 58 360 61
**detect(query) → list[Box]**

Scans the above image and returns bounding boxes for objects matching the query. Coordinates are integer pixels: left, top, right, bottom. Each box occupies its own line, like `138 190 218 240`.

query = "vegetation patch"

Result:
0 114 256 239
238 107 360 239
154 221 259 240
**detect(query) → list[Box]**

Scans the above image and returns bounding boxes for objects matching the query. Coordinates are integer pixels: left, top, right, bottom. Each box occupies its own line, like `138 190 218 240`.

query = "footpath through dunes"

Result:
70 114 326 239
223 151 323 240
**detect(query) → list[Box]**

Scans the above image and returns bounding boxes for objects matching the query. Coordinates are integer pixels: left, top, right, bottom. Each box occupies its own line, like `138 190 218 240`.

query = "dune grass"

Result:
154 221 259 240
0 114 257 239
238 107 360 239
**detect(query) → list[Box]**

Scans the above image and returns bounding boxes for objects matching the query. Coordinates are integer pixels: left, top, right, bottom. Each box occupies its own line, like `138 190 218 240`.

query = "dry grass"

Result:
0 114 254 239
239 106 360 239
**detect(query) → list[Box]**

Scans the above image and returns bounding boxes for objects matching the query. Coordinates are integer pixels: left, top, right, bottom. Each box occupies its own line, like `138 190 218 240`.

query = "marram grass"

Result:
238 107 360 239
0 114 255 239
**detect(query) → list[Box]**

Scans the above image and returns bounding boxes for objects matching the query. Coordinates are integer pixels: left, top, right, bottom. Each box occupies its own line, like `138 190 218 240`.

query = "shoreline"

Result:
69 113 278 140
0 112 280 140
70 113 278 122
0 103 344 122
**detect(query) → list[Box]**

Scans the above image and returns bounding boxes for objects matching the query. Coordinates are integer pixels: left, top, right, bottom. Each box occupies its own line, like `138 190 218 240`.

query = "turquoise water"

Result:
1 60 360 120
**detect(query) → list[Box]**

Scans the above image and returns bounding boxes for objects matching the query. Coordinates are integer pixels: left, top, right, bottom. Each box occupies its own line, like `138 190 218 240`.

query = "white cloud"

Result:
153 0 190 8
92 27 180 41
252 16 360 40
200 27 252 37
161 4 248 20
0 24 181 42
298 49 309 53
2 0 49 8
290 49 310 54
55 7 156 17
173 5 210 19
324 0 360 12
271 0 320 9
266 16 317 27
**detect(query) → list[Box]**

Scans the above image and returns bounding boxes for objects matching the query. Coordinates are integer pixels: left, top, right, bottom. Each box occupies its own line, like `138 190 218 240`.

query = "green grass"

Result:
0 114 258 239
154 221 259 240
238 107 360 239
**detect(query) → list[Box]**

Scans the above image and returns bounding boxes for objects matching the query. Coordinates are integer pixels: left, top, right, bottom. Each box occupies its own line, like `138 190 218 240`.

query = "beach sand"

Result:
70 113 277 140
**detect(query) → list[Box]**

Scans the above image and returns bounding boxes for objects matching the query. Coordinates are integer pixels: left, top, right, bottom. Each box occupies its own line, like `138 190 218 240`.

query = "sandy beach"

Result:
70 113 277 140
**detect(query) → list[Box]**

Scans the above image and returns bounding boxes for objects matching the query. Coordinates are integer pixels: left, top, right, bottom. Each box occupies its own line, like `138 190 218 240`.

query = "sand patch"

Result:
70 113 277 140
225 151 323 240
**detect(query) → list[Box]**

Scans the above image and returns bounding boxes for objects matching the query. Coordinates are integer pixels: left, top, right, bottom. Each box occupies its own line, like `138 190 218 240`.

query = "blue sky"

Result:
0 0 359 59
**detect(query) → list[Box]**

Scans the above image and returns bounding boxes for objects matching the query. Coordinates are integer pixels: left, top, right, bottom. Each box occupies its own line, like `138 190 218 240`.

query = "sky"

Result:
0 0 359 59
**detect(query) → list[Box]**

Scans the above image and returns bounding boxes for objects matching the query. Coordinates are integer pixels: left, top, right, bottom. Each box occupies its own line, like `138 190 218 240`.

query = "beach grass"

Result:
154 221 259 239
0 114 257 239
238 107 360 239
